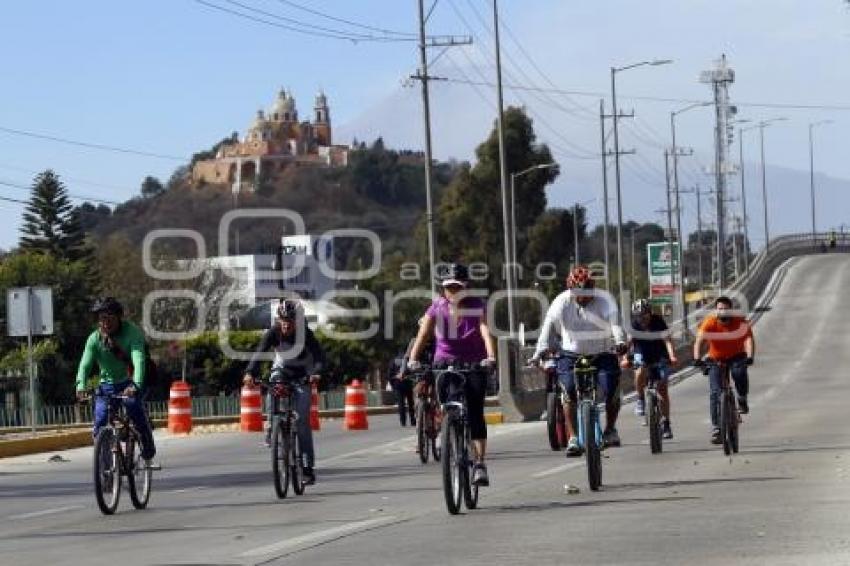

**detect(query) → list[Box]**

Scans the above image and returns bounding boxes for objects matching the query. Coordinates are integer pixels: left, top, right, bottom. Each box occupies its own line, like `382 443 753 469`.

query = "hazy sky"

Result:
1 0 848 250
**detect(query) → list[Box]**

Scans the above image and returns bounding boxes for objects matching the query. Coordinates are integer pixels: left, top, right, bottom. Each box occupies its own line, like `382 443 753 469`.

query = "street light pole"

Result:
756 118 787 254
574 202 581 265
599 99 611 289
510 163 557 275
610 59 672 309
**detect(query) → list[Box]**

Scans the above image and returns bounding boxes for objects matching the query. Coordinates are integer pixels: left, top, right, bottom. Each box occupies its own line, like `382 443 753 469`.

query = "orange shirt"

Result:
698 315 753 361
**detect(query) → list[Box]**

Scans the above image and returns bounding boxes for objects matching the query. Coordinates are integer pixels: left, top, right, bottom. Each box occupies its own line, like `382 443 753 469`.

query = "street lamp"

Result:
510 163 558 278
670 101 710 327
809 120 833 242
757 117 788 252
611 58 672 310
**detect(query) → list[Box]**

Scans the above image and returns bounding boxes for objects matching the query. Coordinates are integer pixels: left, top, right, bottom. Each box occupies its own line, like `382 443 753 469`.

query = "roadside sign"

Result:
647 242 680 305
7 287 54 337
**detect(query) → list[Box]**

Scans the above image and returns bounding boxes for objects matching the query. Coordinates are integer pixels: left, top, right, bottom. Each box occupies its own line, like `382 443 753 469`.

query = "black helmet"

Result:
438 263 469 286
276 299 302 320
91 297 123 317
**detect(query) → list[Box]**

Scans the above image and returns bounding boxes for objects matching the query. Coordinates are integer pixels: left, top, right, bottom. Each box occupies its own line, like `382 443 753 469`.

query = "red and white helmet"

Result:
565 265 594 289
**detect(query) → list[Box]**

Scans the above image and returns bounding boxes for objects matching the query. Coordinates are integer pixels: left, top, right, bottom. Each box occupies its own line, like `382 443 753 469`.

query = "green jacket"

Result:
75 321 146 391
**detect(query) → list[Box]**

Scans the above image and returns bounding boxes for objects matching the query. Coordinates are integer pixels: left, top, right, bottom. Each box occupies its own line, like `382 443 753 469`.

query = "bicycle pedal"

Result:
145 463 162 471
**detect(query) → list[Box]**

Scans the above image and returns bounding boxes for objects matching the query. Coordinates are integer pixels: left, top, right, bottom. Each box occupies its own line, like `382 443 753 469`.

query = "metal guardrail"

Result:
0 389 387 430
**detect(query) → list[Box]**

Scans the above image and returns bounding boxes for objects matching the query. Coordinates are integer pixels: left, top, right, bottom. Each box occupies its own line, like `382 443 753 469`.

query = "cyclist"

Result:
243 299 325 485
692 296 755 445
388 352 415 427
627 298 678 439
531 266 628 456
407 263 496 486
829 230 838 249
75 297 156 465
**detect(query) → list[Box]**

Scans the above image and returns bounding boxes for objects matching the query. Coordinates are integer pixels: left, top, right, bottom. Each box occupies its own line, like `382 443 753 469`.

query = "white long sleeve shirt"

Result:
533 290 626 358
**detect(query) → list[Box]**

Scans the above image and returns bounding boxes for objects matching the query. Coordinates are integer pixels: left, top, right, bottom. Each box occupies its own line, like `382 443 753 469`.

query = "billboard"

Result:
647 242 680 305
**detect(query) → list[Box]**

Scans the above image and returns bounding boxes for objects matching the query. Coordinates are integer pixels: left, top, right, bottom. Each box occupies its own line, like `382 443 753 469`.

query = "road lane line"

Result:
170 486 209 494
239 515 400 558
531 461 582 479
8 505 85 520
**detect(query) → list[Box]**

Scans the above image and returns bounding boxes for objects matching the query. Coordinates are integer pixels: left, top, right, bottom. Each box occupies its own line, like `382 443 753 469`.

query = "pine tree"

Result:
19 170 93 265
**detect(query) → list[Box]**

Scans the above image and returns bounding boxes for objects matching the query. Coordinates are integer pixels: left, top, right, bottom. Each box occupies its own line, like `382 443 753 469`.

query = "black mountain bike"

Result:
431 363 482 515
641 361 669 455
90 392 158 515
696 358 749 456
413 373 441 464
543 357 568 451
573 355 605 491
267 377 308 499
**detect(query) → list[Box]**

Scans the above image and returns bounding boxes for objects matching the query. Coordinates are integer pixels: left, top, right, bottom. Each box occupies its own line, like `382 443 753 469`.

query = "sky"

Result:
1 0 849 252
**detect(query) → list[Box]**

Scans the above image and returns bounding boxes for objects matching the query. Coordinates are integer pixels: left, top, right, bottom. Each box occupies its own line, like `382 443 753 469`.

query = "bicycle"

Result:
89 391 158 515
266 376 308 499
429 362 484 515
634 358 669 455
695 357 750 456
543 357 568 451
572 354 605 491
412 372 441 464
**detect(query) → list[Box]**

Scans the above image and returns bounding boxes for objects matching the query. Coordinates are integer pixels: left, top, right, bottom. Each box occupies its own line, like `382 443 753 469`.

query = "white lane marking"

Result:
8 505 85 520
239 515 399 558
531 461 582 479
170 486 208 494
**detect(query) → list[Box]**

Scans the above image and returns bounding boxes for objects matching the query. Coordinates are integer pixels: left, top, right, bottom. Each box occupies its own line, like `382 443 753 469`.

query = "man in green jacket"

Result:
76 297 156 461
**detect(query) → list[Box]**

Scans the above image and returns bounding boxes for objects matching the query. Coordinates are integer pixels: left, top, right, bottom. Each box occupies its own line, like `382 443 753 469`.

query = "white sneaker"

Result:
634 399 646 417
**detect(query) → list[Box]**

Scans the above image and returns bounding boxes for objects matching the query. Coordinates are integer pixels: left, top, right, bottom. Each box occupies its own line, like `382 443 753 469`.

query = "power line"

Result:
271 0 418 37
0 163 137 194
0 125 186 161
0 180 120 205
193 0 423 42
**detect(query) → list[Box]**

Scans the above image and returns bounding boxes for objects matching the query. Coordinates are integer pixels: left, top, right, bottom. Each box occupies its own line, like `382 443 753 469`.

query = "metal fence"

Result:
0 389 387 430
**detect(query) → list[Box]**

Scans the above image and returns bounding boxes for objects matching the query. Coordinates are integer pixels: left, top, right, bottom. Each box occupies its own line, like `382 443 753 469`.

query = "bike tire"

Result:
582 403 602 491
272 422 290 499
546 392 567 451
730 398 740 454
291 427 305 495
127 435 152 510
441 411 462 515
647 391 662 455
416 402 429 464
462 430 479 510
431 405 442 462
93 428 121 515
720 391 732 456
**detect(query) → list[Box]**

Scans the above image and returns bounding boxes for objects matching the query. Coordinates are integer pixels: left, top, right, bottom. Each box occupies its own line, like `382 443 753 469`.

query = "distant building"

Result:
192 88 350 191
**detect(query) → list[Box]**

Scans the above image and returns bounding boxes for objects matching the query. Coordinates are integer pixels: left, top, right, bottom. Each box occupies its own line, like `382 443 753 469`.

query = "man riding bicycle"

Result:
75 297 156 465
531 266 628 456
407 263 496 486
693 296 755 445
628 298 678 439
243 299 325 485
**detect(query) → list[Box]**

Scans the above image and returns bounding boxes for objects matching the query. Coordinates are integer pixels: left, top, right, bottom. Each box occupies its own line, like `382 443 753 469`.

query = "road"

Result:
2 254 850 565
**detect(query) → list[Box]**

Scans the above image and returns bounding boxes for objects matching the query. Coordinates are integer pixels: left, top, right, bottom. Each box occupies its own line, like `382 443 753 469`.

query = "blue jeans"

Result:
708 355 749 428
267 379 314 468
94 381 156 460
556 353 621 404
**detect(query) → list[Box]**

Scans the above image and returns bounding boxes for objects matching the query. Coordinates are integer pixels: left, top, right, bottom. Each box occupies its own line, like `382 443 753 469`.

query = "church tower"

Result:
313 90 331 146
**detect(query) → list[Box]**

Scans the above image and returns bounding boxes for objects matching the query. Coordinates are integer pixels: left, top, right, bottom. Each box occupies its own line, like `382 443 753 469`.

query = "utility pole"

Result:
573 202 581 265
700 55 735 290
413 0 471 295
664 150 675 310
695 184 704 290
738 126 752 273
599 99 611 289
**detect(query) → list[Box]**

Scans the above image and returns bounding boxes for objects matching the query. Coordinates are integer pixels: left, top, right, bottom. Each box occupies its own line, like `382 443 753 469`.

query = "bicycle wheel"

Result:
126 434 152 509
582 403 602 491
729 397 740 454
462 429 479 510
546 392 565 451
291 426 305 495
272 421 290 499
93 428 121 515
441 411 462 515
416 402 429 464
647 390 662 455
431 405 442 462
720 391 732 456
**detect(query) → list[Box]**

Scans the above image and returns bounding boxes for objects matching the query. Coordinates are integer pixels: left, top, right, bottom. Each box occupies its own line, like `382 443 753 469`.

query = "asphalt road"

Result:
2 253 849 565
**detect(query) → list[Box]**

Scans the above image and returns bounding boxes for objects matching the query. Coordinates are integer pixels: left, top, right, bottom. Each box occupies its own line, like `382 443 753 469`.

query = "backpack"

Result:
106 338 160 392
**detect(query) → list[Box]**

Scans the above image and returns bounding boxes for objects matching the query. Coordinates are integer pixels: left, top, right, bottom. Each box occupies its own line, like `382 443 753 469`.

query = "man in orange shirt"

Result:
693 296 755 444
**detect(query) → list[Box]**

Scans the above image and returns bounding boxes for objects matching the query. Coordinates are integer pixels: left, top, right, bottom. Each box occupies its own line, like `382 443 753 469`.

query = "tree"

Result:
20 170 86 260
140 176 165 199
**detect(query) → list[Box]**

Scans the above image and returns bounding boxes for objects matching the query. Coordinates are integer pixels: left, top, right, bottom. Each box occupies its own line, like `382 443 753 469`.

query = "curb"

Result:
0 430 93 459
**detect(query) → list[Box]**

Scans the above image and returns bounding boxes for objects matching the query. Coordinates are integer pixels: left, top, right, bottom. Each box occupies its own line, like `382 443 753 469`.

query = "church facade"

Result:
192 89 349 191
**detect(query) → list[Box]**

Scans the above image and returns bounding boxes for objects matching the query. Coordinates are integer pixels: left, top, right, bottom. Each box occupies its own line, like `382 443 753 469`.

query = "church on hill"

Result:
191 88 350 191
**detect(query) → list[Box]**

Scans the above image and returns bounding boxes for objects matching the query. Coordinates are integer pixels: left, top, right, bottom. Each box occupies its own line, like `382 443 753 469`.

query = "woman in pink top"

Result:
409 263 496 487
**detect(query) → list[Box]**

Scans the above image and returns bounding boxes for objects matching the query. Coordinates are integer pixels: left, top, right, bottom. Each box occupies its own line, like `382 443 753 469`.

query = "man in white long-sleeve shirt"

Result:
531 266 628 456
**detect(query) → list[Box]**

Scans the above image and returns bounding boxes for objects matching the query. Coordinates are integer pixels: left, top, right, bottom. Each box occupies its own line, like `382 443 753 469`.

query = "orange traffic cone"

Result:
310 382 321 431
168 380 192 434
240 384 264 432
343 379 368 430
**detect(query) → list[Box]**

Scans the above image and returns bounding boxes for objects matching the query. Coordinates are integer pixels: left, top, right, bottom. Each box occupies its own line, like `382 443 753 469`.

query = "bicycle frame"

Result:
573 360 604 453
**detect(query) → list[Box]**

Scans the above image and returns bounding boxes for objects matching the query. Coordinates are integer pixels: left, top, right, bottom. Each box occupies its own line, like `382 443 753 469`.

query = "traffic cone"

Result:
167 380 192 434
343 379 368 430
310 382 321 431
240 384 264 432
